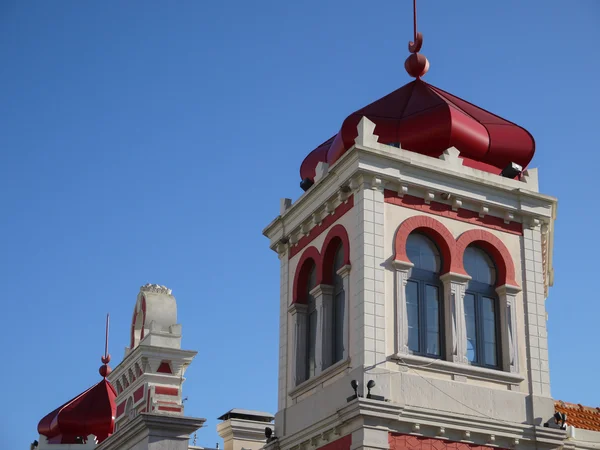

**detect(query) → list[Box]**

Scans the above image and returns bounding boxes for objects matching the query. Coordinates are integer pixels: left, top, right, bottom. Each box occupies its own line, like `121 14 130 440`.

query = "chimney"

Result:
217 409 274 450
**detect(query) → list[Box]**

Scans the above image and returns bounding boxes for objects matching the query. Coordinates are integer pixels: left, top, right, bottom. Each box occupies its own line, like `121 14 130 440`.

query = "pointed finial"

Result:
405 0 430 78
99 314 112 378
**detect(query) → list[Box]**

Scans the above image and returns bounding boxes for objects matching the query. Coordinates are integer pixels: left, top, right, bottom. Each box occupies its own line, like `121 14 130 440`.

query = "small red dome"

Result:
300 79 535 182
37 379 117 444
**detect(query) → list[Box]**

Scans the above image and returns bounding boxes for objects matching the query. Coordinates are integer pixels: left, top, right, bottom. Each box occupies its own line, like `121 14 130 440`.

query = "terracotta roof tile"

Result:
555 400 600 432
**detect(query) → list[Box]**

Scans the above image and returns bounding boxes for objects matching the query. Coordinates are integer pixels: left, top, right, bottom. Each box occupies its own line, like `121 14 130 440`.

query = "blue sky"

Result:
1 1 599 448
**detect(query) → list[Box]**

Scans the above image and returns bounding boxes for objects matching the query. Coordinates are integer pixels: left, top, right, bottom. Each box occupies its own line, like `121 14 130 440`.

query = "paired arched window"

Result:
405 233 442 358
463 246 499 368
292 226 350 386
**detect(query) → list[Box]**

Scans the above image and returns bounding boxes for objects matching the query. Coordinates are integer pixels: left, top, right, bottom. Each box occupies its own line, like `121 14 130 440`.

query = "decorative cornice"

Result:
97 413 206 450
140 284 172 295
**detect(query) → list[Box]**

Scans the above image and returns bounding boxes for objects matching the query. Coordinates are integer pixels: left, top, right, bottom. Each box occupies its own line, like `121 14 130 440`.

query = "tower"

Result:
108 284 197 429
263 6 562 450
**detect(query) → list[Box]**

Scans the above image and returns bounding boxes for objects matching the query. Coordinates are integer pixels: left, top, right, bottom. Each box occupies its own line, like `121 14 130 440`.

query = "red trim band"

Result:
384 191 523 235
155 386 178 396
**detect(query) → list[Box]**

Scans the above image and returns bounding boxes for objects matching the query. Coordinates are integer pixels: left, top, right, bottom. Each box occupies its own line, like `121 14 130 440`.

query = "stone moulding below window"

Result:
288 357 351 400
390 353 524 385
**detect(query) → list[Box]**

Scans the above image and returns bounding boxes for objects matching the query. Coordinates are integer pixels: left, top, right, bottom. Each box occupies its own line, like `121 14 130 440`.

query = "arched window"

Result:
332 243 345 364
405 233 442 358
306 263 318 380
463 246 499 368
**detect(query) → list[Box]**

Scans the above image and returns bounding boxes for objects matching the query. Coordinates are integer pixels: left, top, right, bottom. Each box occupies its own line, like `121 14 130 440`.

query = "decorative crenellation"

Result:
140 284 172 295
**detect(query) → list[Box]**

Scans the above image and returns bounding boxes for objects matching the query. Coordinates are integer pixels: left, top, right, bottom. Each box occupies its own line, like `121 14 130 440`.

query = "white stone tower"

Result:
108 284 198 430
263 57 563 450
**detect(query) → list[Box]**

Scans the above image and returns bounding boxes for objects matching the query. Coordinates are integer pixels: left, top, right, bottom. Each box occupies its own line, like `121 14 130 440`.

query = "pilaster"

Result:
440 272 470 364
311 284 334 373
353 176 387 368
337 264 352 361
278 244 290 410
289 303 308 386
522 225 551 397
391 260 413 356
496 284 521 374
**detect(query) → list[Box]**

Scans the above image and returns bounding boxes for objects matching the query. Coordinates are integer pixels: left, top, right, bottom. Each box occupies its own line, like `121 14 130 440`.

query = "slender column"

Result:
496 284 521 373
337 264 352 361
288 303 308 385
311 284 334 372
440 272 470 364
392 260 413 355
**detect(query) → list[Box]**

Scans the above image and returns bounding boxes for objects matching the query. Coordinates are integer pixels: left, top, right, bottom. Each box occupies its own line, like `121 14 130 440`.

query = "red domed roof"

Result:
38 378 117 444
300 79 535 182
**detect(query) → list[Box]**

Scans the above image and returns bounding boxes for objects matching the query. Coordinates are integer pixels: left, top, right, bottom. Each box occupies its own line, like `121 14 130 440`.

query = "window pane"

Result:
482 297 497 366
463 247 496 285
406 281 420 353
406 233 441 273
334 244 344 272
308 264 317 291
308 310 317 377
464 293 477 363
425 285 440 356
334 291 345 363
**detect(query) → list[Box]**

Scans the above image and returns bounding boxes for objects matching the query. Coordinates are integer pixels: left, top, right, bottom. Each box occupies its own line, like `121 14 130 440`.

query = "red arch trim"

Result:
393 216 456 274
320 224 351 285
292 246 322 304
455 229 519 287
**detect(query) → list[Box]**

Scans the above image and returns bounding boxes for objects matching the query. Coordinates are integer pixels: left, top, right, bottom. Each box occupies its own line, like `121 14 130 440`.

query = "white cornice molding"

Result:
277 398 567 450
263 139 557 258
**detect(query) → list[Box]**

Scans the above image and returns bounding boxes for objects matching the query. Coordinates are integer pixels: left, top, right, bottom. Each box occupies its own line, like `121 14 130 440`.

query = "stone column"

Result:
496 284 521 373
337 264 352 361
440 272 470 364
288 303 308 385
392 260 413 356
311 284 334 371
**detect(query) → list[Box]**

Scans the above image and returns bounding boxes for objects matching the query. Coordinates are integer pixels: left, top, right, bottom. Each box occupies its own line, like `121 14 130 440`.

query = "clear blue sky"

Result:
1 1 598 448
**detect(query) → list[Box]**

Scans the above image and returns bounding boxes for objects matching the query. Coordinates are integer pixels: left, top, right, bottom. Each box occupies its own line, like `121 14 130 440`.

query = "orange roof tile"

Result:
555 401 600 432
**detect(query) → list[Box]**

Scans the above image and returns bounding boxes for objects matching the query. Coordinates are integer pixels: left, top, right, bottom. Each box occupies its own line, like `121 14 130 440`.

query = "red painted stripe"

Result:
157 362 172 374
158 406 181 412
116 401 126 418
384 191 523 235
317 434 352 450
155 386 178 396
289 195 354 259
133 386 144 402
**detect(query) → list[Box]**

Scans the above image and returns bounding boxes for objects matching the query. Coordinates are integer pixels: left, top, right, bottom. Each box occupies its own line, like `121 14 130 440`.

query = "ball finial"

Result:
405 0 430 79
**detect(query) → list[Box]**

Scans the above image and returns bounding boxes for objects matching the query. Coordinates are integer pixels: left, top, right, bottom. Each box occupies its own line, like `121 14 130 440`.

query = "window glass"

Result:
332 243 345 364
425 285 440 356
463 246 499 369
407 233 441 273
482 297 497 367
464 246 496 285
406 280 420 353
334 290 345 362
464 293 477 363
308 308 317 378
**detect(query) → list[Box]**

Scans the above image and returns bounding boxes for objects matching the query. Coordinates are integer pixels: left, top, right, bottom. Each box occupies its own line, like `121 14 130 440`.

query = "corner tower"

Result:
263 7 561 450
108 284 197 430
